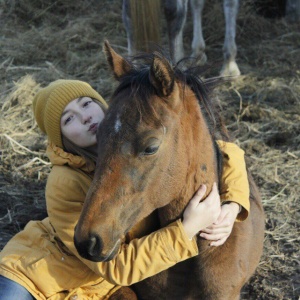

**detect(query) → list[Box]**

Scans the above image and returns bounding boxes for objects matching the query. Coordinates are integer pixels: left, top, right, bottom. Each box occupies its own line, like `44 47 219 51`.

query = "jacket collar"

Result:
46 142 95 173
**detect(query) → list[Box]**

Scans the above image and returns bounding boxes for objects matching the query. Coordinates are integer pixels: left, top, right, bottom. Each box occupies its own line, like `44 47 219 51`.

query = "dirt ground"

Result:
0 1 299 299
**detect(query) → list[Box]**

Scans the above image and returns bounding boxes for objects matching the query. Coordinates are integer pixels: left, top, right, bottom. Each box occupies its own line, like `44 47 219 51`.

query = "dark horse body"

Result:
74 42 264 299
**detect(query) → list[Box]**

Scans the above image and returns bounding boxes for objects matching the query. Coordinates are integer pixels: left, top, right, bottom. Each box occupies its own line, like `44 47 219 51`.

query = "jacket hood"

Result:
46 142 95 173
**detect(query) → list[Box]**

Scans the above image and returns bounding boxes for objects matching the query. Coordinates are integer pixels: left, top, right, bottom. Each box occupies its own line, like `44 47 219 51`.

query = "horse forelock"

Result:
111 64 163 126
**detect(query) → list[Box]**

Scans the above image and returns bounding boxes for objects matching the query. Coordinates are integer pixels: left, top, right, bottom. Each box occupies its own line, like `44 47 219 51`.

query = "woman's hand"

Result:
182 183 221 240
200 202 240 246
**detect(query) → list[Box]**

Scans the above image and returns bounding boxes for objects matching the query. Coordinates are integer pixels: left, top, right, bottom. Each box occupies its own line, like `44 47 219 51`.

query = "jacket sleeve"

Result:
216 140 250 221
46 166 198 286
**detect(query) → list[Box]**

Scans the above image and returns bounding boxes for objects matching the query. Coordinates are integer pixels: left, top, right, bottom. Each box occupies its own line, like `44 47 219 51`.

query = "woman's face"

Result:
60 97 105 148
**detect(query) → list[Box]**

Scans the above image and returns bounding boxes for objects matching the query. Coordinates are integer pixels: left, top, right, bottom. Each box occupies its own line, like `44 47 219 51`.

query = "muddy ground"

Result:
0 1 299 299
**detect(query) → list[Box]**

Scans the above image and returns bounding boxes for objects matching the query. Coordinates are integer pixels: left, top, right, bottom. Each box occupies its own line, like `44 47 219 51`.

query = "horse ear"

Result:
103 40 133 80
149 52 175 97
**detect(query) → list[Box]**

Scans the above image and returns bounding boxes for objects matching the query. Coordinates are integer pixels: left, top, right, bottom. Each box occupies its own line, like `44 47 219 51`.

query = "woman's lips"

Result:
88 123 98 133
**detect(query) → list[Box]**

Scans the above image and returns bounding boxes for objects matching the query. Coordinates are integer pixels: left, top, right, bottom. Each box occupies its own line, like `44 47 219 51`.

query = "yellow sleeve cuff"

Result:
216 140 250 221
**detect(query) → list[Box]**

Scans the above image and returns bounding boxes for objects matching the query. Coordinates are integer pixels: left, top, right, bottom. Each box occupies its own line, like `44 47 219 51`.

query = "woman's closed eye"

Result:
64 115 73 125
83 100 92 108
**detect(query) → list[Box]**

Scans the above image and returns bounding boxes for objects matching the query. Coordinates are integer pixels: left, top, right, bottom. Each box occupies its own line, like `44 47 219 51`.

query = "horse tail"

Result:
130 0 161 53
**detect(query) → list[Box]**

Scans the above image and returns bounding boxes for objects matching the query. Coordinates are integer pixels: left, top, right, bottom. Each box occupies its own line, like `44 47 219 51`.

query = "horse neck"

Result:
159 87 219 226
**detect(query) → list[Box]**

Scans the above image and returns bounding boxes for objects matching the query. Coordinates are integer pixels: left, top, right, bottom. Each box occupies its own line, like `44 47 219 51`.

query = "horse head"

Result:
74 41 220 262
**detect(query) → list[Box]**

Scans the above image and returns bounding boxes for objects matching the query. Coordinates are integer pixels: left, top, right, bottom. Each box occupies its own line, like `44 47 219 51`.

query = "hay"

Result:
0 75 49 180
0 1 299 299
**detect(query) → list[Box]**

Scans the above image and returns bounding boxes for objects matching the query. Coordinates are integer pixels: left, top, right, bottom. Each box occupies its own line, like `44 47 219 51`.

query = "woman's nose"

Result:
82 115 92 124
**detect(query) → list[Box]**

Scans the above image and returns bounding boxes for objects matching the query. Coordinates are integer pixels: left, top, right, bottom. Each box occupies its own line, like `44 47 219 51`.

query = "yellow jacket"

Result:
0 140 249 299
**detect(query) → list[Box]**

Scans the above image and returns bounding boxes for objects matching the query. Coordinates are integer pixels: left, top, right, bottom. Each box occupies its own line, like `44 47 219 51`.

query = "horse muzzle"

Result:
74 230 121 262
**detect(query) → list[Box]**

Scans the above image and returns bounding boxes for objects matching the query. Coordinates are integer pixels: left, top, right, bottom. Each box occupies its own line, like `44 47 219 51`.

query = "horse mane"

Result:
112 52 230 142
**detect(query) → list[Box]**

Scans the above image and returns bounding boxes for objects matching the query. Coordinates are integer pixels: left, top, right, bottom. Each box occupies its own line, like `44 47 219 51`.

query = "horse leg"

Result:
190 0 207 65
164 0 188 63
220 0 241 76
122 0 134 55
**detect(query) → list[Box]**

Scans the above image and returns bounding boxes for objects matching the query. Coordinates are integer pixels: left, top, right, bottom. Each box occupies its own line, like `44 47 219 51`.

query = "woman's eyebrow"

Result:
61 110 68 117
76 97 84 103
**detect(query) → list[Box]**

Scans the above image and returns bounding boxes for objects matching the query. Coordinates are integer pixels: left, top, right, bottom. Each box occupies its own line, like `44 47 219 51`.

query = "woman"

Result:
0 80 249 300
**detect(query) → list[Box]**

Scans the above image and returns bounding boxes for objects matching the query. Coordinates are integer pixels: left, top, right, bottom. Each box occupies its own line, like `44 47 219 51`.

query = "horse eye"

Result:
143 145 159 155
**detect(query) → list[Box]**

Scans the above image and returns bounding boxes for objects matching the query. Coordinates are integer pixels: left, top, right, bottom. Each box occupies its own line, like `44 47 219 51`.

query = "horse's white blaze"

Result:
114 114 122 133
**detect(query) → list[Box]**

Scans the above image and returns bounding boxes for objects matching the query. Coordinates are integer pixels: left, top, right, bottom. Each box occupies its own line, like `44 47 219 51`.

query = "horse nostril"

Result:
87 234 102 258
88 236 97 256
74 232 103 261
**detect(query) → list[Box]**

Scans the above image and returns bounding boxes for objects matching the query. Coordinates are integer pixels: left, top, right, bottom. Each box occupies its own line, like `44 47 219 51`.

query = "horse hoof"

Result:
220 61 241 77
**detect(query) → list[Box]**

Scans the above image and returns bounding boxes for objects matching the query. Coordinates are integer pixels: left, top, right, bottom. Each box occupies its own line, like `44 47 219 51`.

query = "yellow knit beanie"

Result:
32 80 108 148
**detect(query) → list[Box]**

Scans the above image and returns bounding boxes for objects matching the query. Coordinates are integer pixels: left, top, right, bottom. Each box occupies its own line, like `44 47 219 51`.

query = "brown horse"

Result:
74 41 265 299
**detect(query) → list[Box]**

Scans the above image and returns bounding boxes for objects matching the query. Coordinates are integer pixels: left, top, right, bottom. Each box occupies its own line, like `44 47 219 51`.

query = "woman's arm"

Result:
46 166 220 286
200 140 250 246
